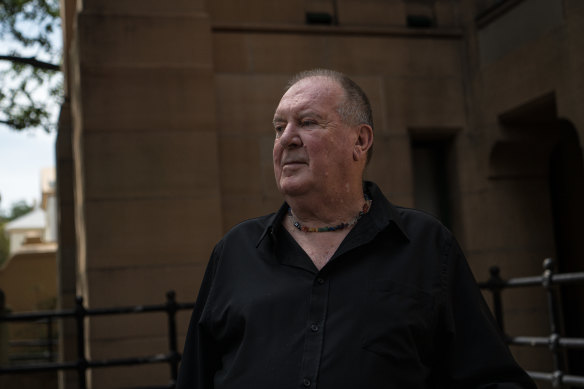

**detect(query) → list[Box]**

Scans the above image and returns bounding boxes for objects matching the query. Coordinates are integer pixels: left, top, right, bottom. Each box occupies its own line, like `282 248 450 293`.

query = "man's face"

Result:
272 77 358 199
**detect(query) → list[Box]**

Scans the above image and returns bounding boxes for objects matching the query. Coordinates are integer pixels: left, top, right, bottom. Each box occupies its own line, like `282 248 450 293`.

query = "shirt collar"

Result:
256 181 410 248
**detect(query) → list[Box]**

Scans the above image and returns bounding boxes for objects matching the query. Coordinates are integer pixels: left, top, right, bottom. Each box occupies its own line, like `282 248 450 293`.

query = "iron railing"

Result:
0 291 194 389
479 258 584 388
6 317 57 363
2 258 583 388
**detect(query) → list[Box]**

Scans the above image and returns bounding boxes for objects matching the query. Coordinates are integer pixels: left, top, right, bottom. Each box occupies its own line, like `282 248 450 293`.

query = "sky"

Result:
0 12 61 215
0 127 56 213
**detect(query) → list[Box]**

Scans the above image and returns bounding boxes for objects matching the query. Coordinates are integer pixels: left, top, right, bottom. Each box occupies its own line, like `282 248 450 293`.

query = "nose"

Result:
278 123 302 149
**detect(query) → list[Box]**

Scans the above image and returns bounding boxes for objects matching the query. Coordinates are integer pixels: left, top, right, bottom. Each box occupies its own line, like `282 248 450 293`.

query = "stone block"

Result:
79 67 215 132
212 33 249 73
214 74 288 135
56 160 76 204
57 246 77 295
242 34 337 74
80 0 206 13
83 196 221 269
337 0 406 26
84 264 205 340
81 130 220 199
258 135 282 196
210 0 304 24
461 179 556 253
326 36 461 77
218 135 263 195
382 76 464 133
220 193 279 232
435 0 459 28
89 337 170 388
56 203 77 245
78 12 212 67
351 74 388 133
365 134 414 201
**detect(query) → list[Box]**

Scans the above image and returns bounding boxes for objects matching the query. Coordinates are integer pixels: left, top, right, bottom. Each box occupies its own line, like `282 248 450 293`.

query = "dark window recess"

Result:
306 12 333 25
406 14 435 28
411 139 452 229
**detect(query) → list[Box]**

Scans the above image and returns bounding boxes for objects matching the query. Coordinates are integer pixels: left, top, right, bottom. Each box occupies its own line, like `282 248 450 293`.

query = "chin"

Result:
277 178 311 198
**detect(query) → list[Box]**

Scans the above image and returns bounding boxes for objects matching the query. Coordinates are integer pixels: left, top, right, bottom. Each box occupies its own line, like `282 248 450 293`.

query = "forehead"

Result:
274 77 343 117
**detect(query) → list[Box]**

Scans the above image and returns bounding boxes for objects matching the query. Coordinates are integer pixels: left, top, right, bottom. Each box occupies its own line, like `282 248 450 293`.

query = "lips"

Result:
281 153 308 166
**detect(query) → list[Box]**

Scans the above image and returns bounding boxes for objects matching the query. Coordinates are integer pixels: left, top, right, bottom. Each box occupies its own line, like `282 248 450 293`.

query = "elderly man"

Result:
176 69 535 388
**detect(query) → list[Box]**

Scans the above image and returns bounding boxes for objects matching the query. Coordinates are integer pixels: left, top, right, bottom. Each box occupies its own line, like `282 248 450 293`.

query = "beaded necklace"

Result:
288 197 372 233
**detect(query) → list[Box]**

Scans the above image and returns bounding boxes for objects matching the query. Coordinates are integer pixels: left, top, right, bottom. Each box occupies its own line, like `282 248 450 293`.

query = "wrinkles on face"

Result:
272 77 356 199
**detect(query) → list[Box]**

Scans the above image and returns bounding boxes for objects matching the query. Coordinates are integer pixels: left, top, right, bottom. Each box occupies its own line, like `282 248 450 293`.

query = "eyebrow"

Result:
272 117 285 127
272 110 325 127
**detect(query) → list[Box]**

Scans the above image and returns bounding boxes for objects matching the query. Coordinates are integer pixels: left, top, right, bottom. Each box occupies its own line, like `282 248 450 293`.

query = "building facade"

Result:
56 0 584 387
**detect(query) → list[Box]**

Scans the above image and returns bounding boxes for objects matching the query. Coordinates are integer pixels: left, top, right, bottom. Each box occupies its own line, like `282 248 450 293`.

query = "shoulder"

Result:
223 213 274 239
394 206 447 231
213 212 276 255
393 205 454 250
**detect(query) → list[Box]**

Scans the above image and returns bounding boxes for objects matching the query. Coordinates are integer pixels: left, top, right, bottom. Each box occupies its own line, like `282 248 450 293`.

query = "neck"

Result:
285 184 366 227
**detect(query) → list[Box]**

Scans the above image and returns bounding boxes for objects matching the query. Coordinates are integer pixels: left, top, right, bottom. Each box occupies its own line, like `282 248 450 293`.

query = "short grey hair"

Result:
286 69 374 164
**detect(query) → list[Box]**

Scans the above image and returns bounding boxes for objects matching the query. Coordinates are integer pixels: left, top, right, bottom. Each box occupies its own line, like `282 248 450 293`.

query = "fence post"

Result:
543 258 565 388
487 266 505 332
75 296 87 389
0 289 8 365
47 316 54 362
166 290 180 384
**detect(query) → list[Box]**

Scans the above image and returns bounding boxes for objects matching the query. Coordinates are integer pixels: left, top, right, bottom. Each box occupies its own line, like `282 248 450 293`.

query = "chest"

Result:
287 227 350 270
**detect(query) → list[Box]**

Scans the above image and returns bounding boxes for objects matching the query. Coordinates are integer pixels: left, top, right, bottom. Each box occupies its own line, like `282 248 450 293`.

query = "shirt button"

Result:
303 378 311 387
316 277 325 285
311 324 319 332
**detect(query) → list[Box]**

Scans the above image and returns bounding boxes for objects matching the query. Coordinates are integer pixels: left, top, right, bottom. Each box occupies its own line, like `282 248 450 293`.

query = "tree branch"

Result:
0 55 60 71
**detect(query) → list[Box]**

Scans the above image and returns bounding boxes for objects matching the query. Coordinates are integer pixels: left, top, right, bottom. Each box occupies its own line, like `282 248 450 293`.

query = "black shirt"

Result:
176 182 535 389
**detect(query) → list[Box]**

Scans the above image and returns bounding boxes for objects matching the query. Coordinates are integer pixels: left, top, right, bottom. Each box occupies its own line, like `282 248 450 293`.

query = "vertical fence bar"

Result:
0 289 7 365
75 296 87 389
166 290 179 383
488 266 505 332
543 258 565 388
47 316 54 362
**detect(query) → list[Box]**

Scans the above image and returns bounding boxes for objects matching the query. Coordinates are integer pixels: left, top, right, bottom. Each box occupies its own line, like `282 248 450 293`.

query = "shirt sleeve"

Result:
436 237 537 389
176 244 222 389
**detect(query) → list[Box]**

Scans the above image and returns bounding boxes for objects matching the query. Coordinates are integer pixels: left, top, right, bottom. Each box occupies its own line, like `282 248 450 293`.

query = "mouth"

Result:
282 160 307 168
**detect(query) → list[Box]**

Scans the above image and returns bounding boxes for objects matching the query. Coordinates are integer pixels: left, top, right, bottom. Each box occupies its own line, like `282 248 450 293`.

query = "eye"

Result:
300 119 316 127
274 124 285 137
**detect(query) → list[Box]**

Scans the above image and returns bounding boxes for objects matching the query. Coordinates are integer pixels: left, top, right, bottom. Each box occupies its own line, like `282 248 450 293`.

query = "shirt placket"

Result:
298 275 329 388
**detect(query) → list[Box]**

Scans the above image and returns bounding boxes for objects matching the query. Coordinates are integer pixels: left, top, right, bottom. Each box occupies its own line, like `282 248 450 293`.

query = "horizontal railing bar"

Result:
0 303 195 322
527 371 554 381
480 272 584 290
0 361 78 373
0 309 76 321
0 353 174 374
509 336 584 349
564 375 584 386
553 272 584 284
9 353 53 361
10 339 57 347
88 353 174 369
527 371 584 387
509 336 549 347
505 276 545 287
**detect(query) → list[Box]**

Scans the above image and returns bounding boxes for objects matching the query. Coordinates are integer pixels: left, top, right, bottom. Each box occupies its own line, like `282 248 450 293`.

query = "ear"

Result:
353 124 374 162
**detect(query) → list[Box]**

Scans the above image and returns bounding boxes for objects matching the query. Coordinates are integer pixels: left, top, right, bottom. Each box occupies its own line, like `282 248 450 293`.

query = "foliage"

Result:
0 200 35 266
0 0 62 132
3 200 35 221
0 220 8 267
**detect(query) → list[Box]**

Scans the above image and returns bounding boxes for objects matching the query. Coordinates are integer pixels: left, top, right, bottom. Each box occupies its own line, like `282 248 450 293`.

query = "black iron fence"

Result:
5 317 57 363
1 259 584 388
0 291 194 389
479 258 584 388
